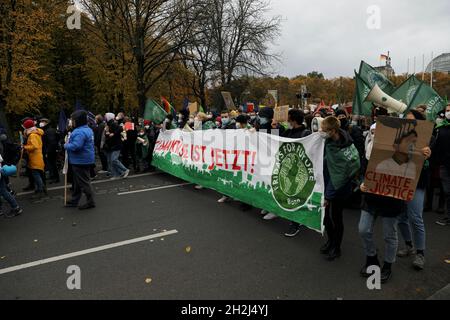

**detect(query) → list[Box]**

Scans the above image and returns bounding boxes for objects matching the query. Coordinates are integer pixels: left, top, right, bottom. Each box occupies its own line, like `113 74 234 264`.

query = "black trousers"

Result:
324 198 346 250
97 147 108 171
46 151 60 182
70 165 95 205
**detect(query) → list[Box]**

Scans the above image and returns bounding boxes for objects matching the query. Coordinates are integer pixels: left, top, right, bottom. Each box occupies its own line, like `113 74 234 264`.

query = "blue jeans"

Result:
359 210 399 264
107 150 127 177
398 188 426 251
31 169 44 192
0 177 18 209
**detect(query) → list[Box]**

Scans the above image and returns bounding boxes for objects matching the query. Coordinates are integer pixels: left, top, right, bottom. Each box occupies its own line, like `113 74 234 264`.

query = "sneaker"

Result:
98 170 108 174
79 203 96 210
412 254 425 270
64 202 78 208
381 266 392 283
360 256 380 278
260 209 269 215
397 246 415 257
5 207 23 218
436 217 450 226
121 169 130 179
194 185 204 190
218 196 229 203
320 241 333 255
284 224 301 237
263 213 278 220
110 176 121 181
326 248 341 261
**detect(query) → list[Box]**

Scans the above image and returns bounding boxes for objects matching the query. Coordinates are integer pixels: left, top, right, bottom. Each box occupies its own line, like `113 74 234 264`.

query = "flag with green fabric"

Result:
391 75 422 106
352 71 373 116
358 61 395 94
144 99 167 124
408 82 446 121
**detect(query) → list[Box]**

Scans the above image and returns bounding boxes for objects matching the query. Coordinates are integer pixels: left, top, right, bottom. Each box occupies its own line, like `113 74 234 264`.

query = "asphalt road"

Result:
0 171 449 300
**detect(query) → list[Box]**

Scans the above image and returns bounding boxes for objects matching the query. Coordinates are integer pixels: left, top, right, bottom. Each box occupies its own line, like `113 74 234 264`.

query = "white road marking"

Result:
16 172 162 196
0 230 178 275
118 183 192 196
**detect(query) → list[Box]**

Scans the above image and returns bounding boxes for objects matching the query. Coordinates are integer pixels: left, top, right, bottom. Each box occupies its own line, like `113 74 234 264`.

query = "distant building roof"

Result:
426 53 450 73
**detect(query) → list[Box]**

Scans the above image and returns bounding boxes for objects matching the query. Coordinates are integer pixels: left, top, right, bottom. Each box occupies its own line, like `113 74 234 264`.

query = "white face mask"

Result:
319 131 329 139
39 122 46 128
145 125 150 130
446 111 450 120
236 123 241 129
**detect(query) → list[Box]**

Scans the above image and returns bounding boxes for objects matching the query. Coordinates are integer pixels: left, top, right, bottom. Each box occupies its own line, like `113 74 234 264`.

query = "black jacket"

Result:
104 121 123 152
42 127 59 153
433 124 450 170
281 125 311 139
94 122 106 149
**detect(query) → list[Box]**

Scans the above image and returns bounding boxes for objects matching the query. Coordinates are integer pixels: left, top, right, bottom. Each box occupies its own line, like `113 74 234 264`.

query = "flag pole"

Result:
430 52 434 88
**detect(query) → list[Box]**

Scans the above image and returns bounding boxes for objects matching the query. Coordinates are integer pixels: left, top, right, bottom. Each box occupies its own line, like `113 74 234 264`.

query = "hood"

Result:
27 128 44 137
330 129 353 149
71 110 88 128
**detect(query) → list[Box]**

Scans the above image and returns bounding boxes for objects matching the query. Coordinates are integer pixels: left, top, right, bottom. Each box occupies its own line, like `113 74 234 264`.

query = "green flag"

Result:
359 61 395 94
353 71 373 116
144 99 167 124
199 105 205 113
408 82 446 121
391 75 422 107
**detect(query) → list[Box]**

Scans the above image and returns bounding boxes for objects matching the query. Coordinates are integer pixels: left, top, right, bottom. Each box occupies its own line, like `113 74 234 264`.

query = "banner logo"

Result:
272 143 315 211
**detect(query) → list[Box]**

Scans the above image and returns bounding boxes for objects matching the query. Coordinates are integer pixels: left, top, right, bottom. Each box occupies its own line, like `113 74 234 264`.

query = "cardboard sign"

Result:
364 116 434 201
124 122 135 131
188 102 198 114
221 92 236 110
274 105 289 122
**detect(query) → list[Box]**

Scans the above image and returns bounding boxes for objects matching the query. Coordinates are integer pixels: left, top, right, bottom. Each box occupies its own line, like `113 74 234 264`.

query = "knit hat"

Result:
105 113 115 123
144 120 152 126
22 119 35 129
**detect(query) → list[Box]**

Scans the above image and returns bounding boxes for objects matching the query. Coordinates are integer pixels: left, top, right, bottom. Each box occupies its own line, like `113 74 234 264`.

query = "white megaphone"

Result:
365 84 407 114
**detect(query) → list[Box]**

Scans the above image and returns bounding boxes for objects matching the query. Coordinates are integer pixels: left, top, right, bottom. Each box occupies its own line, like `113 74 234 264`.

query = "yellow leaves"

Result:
185 246 192 253
145 277 152 284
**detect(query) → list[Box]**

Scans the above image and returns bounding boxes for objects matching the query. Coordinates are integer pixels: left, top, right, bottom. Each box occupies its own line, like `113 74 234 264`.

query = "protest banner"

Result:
152 129 326 232
274 105 289 122
221 92 236 110
364 116 434 201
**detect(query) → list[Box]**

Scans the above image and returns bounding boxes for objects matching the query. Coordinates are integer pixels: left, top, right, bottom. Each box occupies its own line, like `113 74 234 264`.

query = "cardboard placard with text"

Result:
274 105 289 122
365 116 433 201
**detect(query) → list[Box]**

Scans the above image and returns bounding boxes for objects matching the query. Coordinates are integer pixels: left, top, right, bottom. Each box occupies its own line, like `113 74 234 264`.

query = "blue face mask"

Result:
258 116 269 125
222 118 230 126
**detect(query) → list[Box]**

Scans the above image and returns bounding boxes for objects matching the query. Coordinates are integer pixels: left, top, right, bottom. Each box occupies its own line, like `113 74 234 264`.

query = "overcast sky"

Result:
74 0 449 79
267 0 450 78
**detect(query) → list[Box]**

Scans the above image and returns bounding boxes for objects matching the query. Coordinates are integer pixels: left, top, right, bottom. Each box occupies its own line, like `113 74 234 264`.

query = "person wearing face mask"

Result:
281 109 312 237
434 105 450 226
336 109 365 168
220 111 236 130
320 116 360 261
235 115 252 130
135 127 150 173
39 118 60 184
22 119 47 200
396 110 432 270
64 110 96 210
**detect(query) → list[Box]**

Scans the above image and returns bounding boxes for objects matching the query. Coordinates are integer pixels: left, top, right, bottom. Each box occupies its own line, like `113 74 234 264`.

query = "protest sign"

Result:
274 105 289 122
364 116 434 201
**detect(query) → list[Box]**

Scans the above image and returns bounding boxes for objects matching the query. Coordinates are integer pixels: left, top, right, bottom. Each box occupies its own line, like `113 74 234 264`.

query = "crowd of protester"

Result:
0 101 449 284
